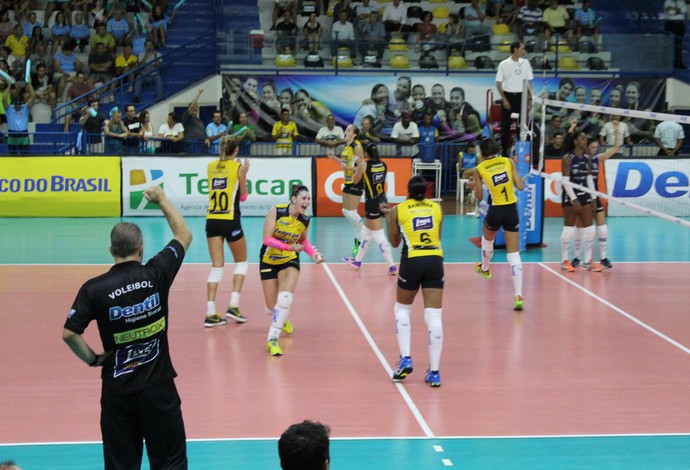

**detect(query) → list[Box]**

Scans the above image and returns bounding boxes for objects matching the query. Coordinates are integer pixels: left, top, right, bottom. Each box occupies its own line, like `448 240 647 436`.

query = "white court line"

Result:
321 262 436 438
539 263 690 356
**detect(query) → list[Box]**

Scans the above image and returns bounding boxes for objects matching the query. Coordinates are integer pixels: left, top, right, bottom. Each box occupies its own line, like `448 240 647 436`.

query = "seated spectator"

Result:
233 111 256 155
417 11 437 52
107 8 131 46
115 42 138 91
79 99 106 153
26 25 46 56
157 111 185 153
70 12 91 52
28 40 52 74
63 71 93 131
517 0 543 41
333 0 355 24
485 0 505 23
574 0 600 48
134 39 163 103
382 0 408 41
22 12 42 39
149 3 169 48
358 11 385 61
90 22 116 53
31 61 56 110
90 0 107 27
391 111 420 157
2 81 35 155
0 9 12 45
182 87 206 151
272 0 297 30
278 420 331 470
5 24 29 65
88 41 115 89
275 9 298 54
302 12 322 54
464 0 491 38
45 1 72 30
272 108 299 155
103 106 129 154
315 113 345 151
53 41 83 100
131 19 147 56
355 0 374 35
445 14 465 55
122 103 143 153
204 110 227 154
331 10 356 59
105 0 128 19
458 141 480 176
542 0 572 44
50 12 71 55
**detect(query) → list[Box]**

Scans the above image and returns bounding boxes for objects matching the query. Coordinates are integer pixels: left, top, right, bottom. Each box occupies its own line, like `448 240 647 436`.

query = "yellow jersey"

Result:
261 204 310 265
397 199 443 259
341 140 362 185
476 156 518 206
206 159 242 220
272 120 299 150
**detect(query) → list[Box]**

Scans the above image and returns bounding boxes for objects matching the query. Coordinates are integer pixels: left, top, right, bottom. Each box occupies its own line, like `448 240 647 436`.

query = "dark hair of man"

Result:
110 222 143 258
279 420 330 470
408 174 428 201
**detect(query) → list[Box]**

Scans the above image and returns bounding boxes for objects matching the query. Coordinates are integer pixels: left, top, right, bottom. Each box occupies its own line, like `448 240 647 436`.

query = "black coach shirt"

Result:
64 239 185 396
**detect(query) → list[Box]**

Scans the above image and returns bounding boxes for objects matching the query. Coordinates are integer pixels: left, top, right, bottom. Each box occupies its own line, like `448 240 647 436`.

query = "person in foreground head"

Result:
380 174 444 387
279 420 331 470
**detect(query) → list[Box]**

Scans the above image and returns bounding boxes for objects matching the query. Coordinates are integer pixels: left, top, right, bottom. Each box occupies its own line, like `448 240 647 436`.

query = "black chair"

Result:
465 33 491 52
587 56 606 70
531 55 552 70
419 52 439 69
474 55 494 69
407 6 424 20
304 53 324 68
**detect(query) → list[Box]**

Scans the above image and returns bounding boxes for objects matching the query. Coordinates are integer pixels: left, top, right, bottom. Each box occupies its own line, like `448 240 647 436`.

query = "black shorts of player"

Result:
562 191 593 207
484 203 520 233
594 196 604 213
259 258 301 280
364 195 387 220
397 255 445 291
343 181 364 196
205 218 244 242
101 379 187 470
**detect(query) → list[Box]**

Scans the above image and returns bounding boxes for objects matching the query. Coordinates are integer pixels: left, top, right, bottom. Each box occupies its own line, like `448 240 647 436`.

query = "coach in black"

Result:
62 186 192 470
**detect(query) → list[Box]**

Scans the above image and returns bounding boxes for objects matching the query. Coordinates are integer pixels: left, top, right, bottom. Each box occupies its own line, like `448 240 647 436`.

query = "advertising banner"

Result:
0 156 121 216
315 157 414 216
543 158 609 217
122 157 313 216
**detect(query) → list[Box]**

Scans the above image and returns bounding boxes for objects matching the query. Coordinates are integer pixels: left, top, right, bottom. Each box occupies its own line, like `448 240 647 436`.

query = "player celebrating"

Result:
342 143 397 275
204 136 251 327
381 175 444 387
471 137 525 310
261 184 324 356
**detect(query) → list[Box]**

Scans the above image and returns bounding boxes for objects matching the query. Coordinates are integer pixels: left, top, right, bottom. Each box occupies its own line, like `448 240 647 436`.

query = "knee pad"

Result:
371 228 386 244
394 302 412 321
424 308 442 328
234 261 248 277
583 225 595 241
207 267 223 283
597 224 608 240
277 291 294 310
561 225 576 240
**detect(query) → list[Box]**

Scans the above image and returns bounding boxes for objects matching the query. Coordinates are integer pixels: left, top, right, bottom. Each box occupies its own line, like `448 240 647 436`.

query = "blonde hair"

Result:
219 136 239 160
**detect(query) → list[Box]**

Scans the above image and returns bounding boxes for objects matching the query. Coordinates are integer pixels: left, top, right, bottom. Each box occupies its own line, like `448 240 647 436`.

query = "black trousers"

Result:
500 91 523 157
101 380 187 470
665 20 685 67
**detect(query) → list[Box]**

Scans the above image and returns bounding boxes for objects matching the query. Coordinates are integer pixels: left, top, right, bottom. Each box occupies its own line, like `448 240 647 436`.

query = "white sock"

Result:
371 228 395 267
506 251 523 297
355 226 372 262
597 224 608 259
267 291 293 341
394 302 412 358
207 301 215 315
561 226 576 261
481 236 494 272
424 308 443 372
343 209 363 240
229 291 240 308
583 225 596 262
574 227 584 259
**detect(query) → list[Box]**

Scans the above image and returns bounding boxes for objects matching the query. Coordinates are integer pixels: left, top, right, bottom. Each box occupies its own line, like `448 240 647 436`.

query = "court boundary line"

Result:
538 262 690 356
321 262 436 438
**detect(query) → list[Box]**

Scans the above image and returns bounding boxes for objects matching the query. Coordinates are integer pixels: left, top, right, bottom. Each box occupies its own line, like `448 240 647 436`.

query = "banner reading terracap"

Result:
0 156 121 217
122 157 313 216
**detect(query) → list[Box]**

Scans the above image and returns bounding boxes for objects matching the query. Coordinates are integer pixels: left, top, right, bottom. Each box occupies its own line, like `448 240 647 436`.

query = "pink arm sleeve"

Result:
302 238 317 256
264 236 291 251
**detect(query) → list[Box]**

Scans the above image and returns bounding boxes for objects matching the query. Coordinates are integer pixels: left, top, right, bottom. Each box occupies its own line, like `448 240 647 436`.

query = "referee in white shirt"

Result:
495 41 534 157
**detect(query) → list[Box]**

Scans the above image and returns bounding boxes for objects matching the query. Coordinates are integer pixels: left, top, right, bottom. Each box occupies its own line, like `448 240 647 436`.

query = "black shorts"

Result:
562 190 592 207
205 218 244 242
397 255 444 291
343 182 364 196
594 196 604 213
101 380 187 470
484 203 520 233
364 195 387 219
259 257 300 280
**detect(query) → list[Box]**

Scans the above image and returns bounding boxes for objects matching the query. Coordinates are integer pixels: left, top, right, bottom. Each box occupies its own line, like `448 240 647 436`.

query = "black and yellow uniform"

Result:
205 158 244 242
476 156 520 233
362 160 387 219
396 198 444 291
341 140 364 196
260 204 310 280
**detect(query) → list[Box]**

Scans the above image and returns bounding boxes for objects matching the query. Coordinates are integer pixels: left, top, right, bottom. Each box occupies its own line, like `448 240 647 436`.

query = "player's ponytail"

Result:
219 136 239 159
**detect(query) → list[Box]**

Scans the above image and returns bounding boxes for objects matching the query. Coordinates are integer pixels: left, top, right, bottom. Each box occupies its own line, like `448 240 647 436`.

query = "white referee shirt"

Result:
496 57 534 93
654 120 684 148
